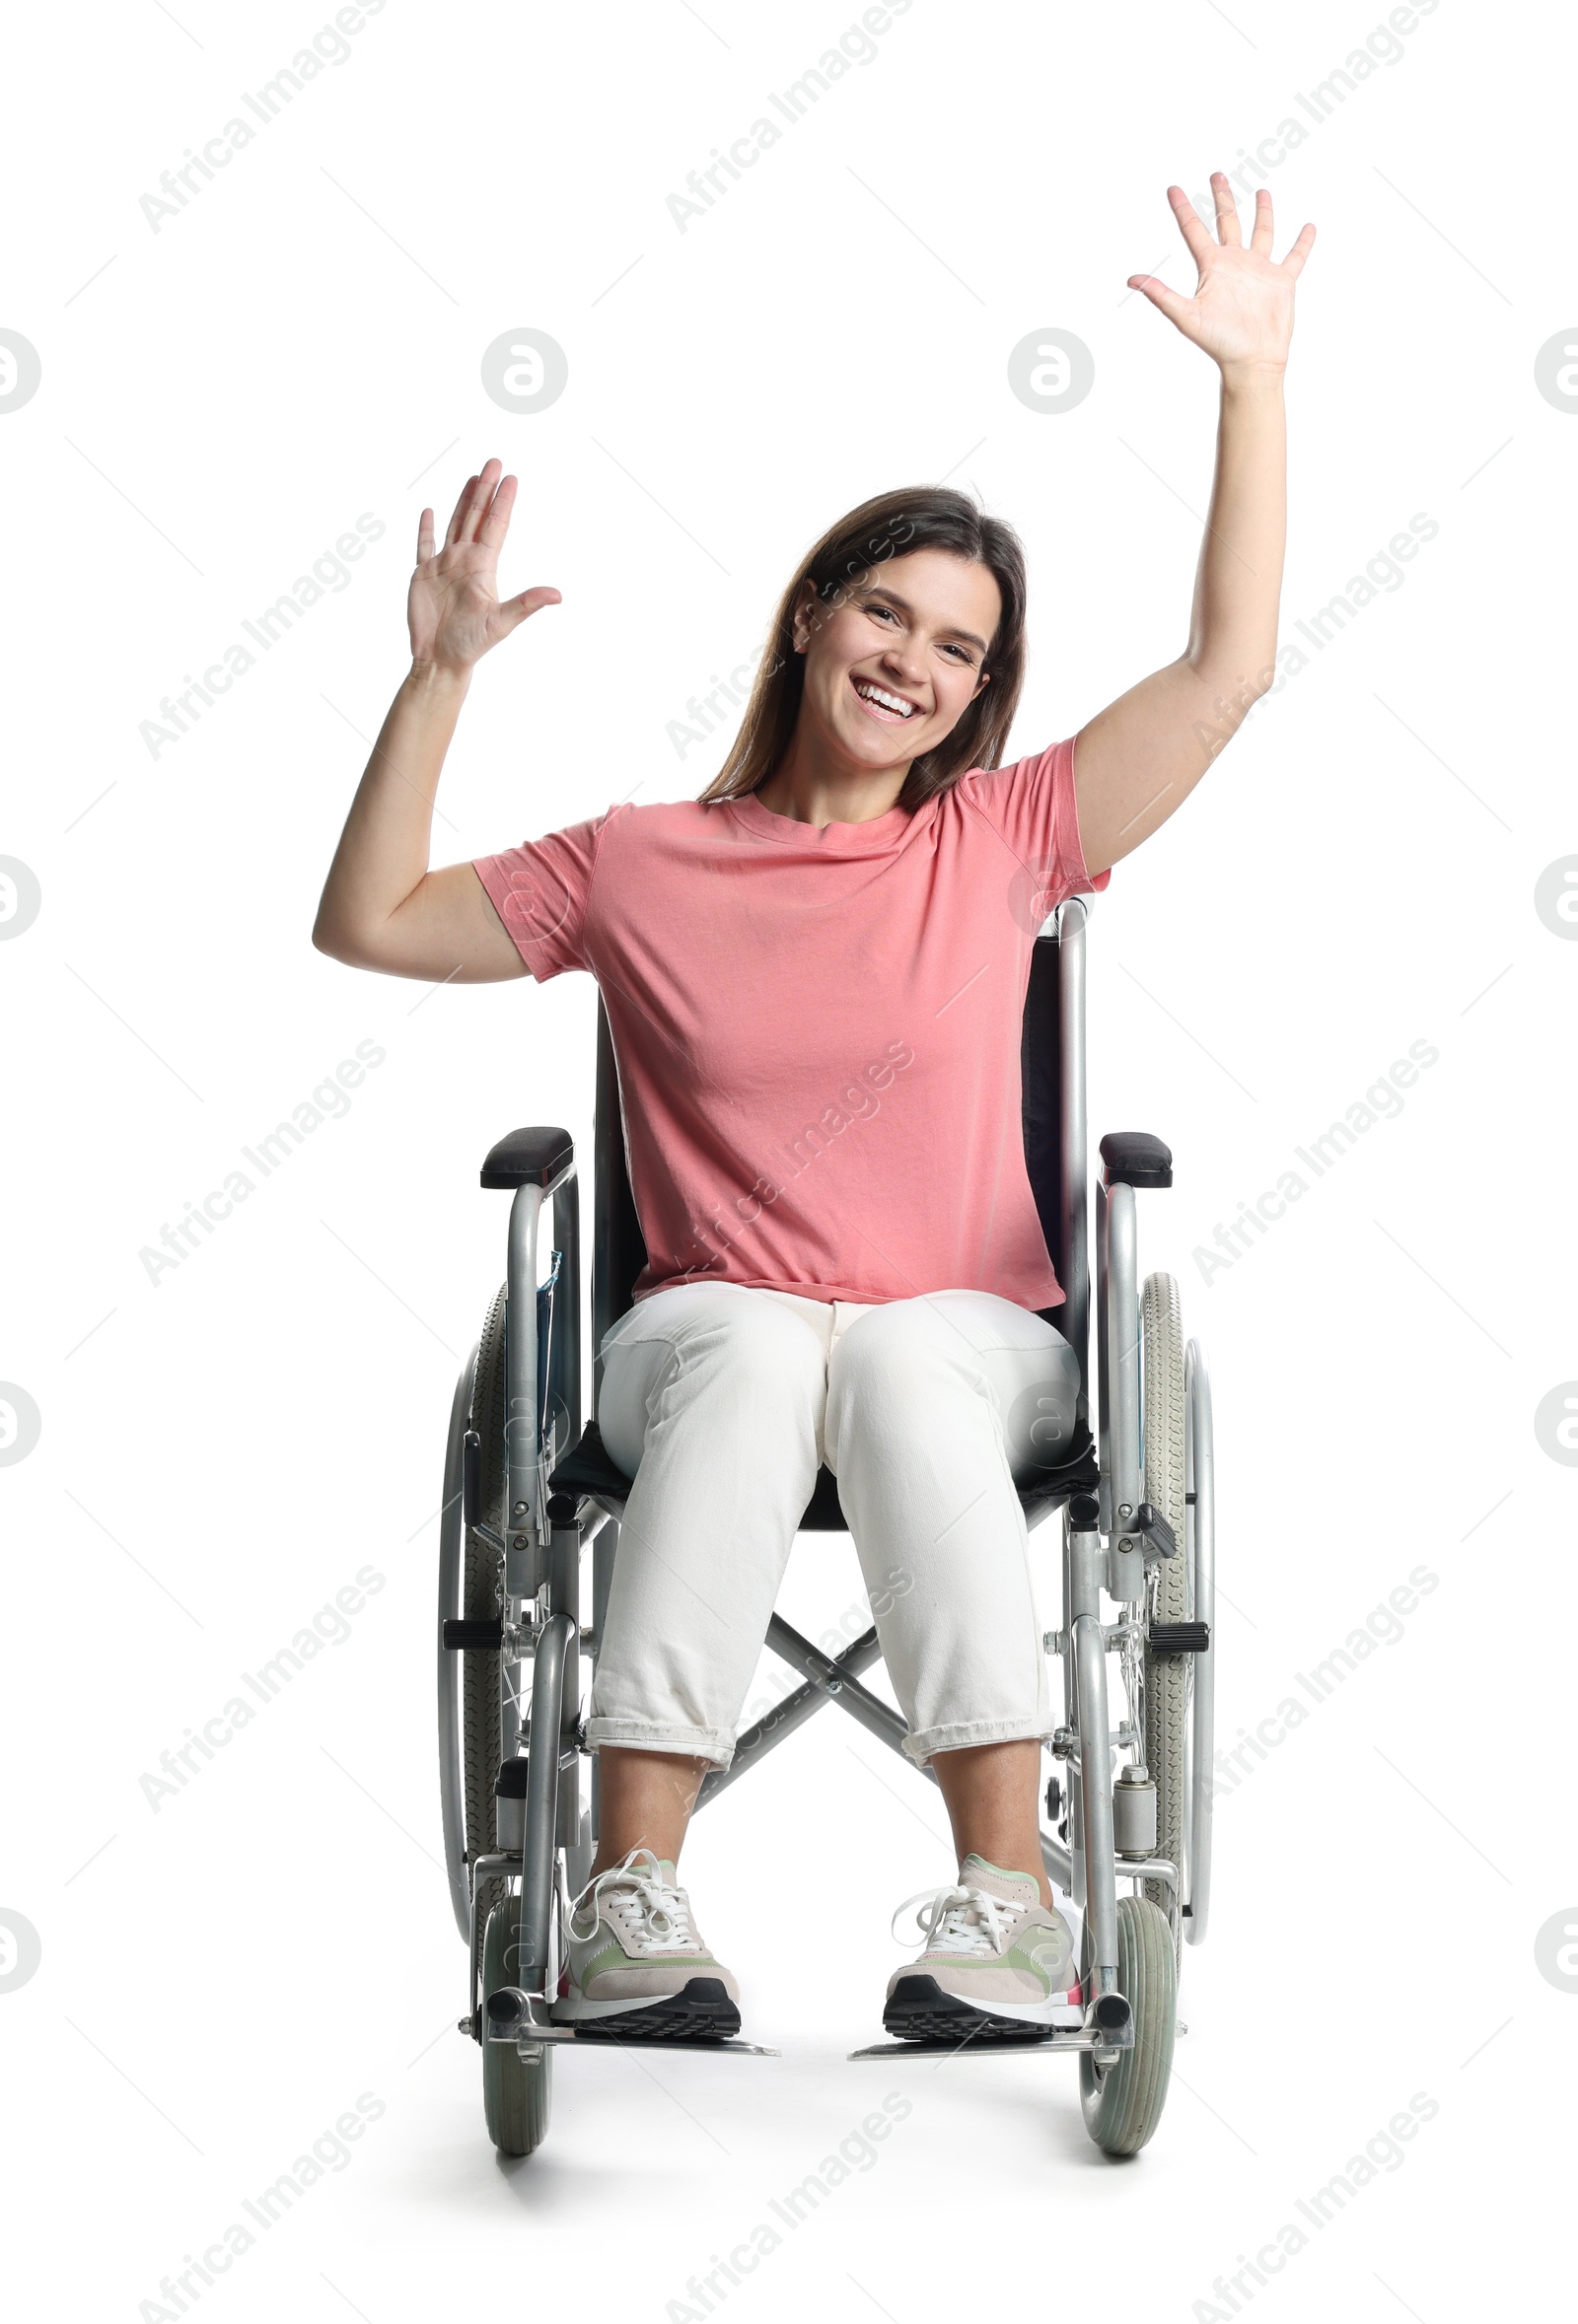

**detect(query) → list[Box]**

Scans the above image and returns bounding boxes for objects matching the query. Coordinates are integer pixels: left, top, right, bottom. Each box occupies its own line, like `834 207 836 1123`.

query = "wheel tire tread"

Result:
1079 1896 1176 2156
481 1900 552 2155
1141 1272 1187 1928
464 1286 508 1931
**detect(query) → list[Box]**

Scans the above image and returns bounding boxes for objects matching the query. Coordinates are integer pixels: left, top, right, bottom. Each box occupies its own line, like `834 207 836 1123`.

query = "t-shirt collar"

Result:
723 789 932 851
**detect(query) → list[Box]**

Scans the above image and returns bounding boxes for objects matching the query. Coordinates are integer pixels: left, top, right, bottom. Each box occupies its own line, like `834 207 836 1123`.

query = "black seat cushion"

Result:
548 1422 849 1529
546 1419 633 1502
547 1418 1099 1526
1016 1418 1100 1509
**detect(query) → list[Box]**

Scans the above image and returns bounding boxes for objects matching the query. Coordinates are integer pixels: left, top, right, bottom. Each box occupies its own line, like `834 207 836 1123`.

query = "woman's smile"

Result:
850 673 924 725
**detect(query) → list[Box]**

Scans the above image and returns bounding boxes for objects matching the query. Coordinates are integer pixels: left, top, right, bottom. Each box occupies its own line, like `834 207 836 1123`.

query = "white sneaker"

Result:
884 1854 1082 2042
550 1850 742 2040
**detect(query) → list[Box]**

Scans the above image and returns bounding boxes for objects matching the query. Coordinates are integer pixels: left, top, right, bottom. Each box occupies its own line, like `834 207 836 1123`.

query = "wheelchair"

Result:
435 894 1216 2159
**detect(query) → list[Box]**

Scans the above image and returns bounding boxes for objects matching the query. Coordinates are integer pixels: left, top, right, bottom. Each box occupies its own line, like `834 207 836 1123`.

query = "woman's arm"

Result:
313 458 559 981
1073 176 1316 878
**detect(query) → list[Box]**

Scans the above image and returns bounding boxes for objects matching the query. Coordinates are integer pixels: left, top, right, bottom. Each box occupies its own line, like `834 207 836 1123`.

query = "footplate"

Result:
847 2022 1132 2061
483 1991 778 2056
490 2024 780 2057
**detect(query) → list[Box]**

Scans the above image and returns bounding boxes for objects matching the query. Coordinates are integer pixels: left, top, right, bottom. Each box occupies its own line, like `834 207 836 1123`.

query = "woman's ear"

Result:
789 577 821 656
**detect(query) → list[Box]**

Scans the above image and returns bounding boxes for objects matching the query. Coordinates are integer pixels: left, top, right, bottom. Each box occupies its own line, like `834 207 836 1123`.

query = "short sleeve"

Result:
955 735 1112 906
472 813 604 981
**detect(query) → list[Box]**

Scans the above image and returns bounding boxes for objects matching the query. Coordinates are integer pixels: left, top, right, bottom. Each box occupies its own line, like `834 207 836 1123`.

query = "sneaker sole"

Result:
552 1976 742 2042
883 1973 1080 2045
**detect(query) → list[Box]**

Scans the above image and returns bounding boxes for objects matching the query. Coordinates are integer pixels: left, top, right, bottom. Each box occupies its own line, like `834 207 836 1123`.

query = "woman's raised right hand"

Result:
407 458 560 675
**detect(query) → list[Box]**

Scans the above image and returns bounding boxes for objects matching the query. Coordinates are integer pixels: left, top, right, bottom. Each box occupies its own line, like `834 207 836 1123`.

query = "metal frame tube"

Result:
504 1161 577 1579
589 1519 617 1846
1054 898 1090 1406
467 1848 522 2033
1184 1339 1215 1944
1095 1183 1110 1532
1104 1181 1141 1527
551 1175 582 1451
548 1516 582 1845
759 1615 921 1762
1073 1613 1119 1992
695 1628 887 1807
519 1613 573 1989
500 1654 522 1765
505 1182 544 1568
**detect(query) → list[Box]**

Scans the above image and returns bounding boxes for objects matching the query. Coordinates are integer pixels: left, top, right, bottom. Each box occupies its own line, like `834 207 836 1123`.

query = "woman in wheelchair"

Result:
316 177 1311 2045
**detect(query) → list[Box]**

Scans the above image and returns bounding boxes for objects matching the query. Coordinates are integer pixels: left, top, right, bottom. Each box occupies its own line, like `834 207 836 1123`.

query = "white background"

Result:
2 1 1571 2317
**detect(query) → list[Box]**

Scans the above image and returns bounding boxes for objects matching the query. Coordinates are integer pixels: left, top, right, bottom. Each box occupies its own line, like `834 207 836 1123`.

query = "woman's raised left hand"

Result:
1127 173 1316 376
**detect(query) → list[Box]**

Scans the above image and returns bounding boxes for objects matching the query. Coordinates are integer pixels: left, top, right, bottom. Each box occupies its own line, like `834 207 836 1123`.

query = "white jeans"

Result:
586 1281 1080 1767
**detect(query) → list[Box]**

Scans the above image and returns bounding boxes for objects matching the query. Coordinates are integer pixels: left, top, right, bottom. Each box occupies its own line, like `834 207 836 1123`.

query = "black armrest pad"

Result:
1099 1131 1173 1189
480 1126 574 1189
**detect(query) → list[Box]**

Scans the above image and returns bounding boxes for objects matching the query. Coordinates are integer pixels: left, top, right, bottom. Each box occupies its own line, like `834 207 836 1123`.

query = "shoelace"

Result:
567 1848 697 1953
891 1880 1026 1959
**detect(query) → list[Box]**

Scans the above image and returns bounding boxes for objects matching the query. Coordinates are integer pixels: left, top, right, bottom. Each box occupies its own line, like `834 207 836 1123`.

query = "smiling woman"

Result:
697 487 1026 819
312 169 1316 2052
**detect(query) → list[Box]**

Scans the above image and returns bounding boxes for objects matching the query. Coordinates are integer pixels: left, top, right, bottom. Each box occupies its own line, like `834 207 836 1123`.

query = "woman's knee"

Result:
826 1292 1077 1460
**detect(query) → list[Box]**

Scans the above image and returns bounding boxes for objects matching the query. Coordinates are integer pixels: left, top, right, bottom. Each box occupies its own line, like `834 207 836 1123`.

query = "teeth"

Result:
855 680 915 717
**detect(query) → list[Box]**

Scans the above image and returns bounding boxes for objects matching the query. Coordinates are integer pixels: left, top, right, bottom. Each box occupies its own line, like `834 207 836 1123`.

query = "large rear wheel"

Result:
465 1287 511 1934
1140 1272 1187 1935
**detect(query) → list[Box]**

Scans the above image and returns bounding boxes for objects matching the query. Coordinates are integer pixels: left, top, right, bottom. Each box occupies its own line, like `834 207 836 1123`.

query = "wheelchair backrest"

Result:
590 900 1092 1407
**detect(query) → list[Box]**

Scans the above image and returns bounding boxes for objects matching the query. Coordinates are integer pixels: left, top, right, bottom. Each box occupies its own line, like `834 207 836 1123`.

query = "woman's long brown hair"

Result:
697 485 1030 813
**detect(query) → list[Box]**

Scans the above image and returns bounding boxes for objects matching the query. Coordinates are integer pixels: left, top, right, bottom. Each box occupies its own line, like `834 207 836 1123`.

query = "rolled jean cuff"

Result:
585 1715 734 1769
903 1715 1054 1767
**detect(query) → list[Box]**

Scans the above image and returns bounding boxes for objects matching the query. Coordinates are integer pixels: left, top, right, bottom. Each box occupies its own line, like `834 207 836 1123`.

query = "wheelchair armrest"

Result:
1099 1132 1173 1189
480 1126 574 1189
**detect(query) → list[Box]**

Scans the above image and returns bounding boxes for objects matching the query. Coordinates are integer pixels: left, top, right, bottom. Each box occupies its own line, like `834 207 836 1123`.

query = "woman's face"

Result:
790 548 1001 775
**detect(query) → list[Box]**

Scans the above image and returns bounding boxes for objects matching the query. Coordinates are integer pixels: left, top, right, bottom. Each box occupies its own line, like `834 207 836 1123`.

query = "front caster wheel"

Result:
1079 1895 1176 2156
481 1899 552 2156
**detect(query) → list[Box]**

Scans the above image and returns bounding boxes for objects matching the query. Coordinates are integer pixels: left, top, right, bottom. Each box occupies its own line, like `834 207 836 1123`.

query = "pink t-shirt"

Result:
472 737 1110 1312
